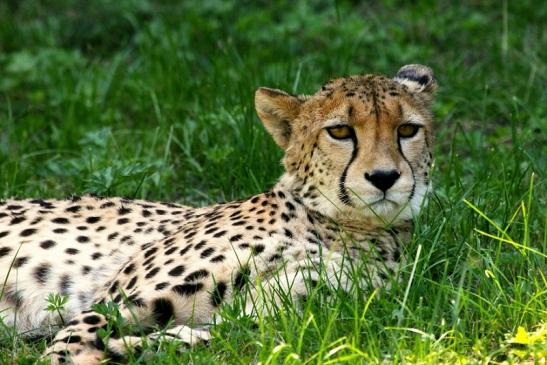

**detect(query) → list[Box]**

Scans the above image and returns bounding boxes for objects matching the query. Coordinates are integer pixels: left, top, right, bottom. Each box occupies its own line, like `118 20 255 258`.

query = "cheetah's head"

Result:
255 64 437 226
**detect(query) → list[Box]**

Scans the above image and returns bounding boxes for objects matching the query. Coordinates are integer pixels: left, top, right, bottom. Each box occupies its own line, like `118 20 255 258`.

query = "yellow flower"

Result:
507 324 546 346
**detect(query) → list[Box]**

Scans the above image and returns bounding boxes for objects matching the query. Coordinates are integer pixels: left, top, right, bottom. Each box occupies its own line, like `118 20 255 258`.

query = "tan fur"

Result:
0 65 436 364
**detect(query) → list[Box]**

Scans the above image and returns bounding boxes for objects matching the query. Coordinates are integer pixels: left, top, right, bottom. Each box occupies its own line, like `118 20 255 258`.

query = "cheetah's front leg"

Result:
43 311 109 365
43 309 212 365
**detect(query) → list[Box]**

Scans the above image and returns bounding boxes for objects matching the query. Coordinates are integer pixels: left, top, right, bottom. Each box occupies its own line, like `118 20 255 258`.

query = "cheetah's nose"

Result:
364 170 400 192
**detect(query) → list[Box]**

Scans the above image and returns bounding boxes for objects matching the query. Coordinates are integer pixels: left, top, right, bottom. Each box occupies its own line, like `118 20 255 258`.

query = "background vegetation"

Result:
0 0 545 363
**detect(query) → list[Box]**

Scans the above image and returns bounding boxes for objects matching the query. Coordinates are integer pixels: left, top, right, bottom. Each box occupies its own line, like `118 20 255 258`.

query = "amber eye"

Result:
397 124 421 138
326 125 354 140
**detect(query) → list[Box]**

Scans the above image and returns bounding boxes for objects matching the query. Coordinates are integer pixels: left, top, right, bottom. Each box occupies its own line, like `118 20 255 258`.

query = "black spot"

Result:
145 267 160 279
168 265 185 277
194 241 206 250
281 213 290 222
34 264 51 284
163 237 176 246
128 294 146 307
179 244 192 256
172 283 203 296
13 257 29 268
107 281 119 295
20 228 37 237
142 209 152 217
57 335 82 344
204 226 219 235
165 246 177 255
100 201 115 208
152 298 174 326
117 218 129 225
229 234 242 242
155 282 169 290
184 231 196 239
52 217 69 224
211 255 225 263
211 282 227 307
155 209 166 215
251 244 265 255
76 226 87 231
126 276 138 290
213 230 227 238
30 217 43 225
77 236 90 243
66 248 79 255
53 228 68 234
108 232 119 241
250 196 260 203
7 204 23 210
143 256 155 267
65 205 81 213
39 240 55 249
0 231 8 239
123 263 135 275
86 216 101 224
185 269 209 282
118 207 132 215
200 248 215 258
59 274 71 295
268 254 282 262
91 252 102 260
83 315 101 325
393 248 401 262
234 266 251 291
144 247 158 258
0 247 10 257
82 266 91 275
284 228 293 238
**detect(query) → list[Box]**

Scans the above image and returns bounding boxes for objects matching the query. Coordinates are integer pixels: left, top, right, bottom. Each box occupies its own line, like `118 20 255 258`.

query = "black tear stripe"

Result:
397 139 416 202
338 135 358 206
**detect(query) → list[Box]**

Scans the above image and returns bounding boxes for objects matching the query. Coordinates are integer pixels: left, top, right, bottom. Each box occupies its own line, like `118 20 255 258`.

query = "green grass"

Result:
0 0 545 363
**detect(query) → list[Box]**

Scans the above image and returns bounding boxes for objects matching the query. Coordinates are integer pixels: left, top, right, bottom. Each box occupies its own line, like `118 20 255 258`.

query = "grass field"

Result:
0 0 545 363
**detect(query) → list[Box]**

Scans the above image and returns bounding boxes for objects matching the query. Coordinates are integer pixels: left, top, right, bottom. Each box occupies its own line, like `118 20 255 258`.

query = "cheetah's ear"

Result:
255 87 304 149
394 64 437 98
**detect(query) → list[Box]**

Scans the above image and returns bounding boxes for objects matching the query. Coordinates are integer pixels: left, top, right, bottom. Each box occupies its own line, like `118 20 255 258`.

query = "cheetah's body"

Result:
0 197 191 334
0 65 437 364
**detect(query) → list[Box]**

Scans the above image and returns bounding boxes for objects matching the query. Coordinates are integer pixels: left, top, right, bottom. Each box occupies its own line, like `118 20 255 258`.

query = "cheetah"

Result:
0 64 437 364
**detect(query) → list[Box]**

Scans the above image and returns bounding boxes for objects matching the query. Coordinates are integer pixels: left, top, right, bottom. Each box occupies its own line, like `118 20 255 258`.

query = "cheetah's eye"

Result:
397 124 421 139
326 125 354 140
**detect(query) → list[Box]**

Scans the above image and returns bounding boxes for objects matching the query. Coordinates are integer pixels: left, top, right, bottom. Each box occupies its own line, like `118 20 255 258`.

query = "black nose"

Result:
364 170 400 192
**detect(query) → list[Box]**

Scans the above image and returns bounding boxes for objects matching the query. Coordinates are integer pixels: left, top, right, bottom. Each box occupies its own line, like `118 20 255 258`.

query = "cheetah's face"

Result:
256 64 437 225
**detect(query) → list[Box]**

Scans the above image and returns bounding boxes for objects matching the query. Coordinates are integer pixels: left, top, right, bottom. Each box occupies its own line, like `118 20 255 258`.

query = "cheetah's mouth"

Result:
368 198 398 208
360 197 403 218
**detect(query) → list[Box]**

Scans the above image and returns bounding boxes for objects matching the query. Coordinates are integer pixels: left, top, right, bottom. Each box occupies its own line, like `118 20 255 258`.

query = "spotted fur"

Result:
0 64 437 364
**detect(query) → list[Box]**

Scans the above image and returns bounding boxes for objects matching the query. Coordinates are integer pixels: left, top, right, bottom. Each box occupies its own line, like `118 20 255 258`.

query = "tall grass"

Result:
0 1 545 363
